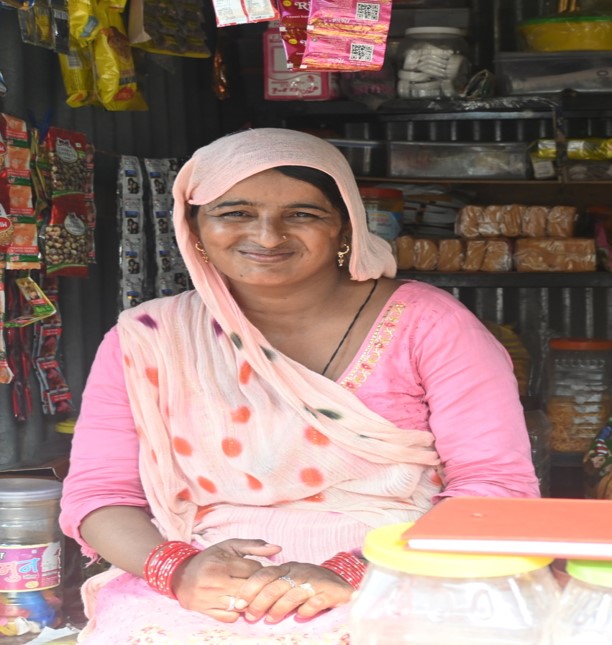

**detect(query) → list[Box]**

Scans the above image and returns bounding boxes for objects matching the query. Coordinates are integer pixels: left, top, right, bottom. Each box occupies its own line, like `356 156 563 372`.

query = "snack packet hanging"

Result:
277 1 309 69
128 0 211 58
41 193 90 277
50 0 70 53
302 0 391 71
17 0 54 49
4 276 56 327
93 4 148 111
68 0 100 42
211 0 278 27
58 45 99 108
45 126 89 196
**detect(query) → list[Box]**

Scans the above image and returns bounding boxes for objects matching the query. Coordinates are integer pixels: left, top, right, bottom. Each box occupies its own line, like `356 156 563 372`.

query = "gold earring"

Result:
337 242 350 267
195 240 209 263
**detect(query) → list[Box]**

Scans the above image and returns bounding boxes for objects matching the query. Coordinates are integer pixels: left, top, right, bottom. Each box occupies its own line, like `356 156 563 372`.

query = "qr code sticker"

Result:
349 42 375 62
355 2 380 21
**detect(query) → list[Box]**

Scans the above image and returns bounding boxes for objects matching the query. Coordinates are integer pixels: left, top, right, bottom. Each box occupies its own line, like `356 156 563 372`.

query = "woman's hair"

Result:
188 165 349 223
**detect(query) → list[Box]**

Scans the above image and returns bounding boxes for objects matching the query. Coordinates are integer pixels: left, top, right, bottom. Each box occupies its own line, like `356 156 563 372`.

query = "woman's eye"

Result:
219 210 250 218
291 211 320 219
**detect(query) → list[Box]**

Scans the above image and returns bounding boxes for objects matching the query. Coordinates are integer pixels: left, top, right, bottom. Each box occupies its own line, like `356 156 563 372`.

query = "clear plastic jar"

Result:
546 559 612 645
396 27 470 99
359 186 403 241
546 338 612 453
0 478 64 638
349 523 560 645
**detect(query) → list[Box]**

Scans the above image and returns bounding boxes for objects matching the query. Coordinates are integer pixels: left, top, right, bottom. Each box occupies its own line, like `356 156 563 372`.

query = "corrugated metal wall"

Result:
1 0 611 471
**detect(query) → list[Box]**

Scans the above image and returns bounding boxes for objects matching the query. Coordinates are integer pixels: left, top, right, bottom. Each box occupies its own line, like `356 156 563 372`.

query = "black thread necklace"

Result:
321 279 379 377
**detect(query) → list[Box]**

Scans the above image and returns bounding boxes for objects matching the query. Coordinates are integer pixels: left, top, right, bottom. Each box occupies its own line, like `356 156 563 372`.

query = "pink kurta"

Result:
60 281 539 643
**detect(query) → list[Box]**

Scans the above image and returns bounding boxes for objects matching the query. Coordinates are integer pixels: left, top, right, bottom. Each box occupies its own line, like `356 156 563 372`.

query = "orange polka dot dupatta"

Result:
116 129 442 546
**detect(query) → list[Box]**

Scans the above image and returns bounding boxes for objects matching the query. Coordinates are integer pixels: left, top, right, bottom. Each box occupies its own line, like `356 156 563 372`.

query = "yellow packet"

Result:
68 0 101 43
93 5 148 111
58 45 100 108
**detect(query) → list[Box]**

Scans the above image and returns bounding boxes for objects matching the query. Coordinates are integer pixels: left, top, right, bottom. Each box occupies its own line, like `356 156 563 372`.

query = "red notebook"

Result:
404 496 612 560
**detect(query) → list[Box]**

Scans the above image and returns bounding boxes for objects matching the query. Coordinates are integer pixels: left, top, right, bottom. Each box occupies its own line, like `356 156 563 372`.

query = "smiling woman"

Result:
59 128 540 644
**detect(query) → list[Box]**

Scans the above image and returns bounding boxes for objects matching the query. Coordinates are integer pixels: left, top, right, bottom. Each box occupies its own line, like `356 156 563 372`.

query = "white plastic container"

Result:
349 522 560 645
546 559 612 645
0 478 64 637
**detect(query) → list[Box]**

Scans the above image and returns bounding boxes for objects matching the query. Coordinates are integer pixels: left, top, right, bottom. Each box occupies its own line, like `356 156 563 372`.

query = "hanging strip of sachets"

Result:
143 158 189 298
118 155 147 310
301 0 392 71
0 268 13 384
0 113 40 271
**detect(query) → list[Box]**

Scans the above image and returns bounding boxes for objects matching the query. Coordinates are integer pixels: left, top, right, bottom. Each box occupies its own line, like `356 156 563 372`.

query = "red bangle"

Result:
143 540 200 598
320 551 367 590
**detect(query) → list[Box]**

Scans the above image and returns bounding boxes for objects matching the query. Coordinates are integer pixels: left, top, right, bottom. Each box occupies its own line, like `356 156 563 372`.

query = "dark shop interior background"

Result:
2 0 612 500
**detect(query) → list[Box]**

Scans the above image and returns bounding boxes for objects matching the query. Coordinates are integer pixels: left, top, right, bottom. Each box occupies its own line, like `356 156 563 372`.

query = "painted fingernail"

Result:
235 598 248 610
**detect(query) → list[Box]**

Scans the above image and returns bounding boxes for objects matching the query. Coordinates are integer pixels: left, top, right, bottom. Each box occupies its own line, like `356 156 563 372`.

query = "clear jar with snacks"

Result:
396 27 470 99
546 339 612 453
358 186 403 242
349 523 559 645
0 478 64 638
545 559 612 645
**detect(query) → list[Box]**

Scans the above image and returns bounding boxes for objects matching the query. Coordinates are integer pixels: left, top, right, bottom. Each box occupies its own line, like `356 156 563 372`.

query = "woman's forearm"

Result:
79 505 165 577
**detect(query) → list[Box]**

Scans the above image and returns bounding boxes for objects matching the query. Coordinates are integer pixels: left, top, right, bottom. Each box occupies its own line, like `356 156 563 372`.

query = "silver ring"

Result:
279 575 297 588
226 595 236 611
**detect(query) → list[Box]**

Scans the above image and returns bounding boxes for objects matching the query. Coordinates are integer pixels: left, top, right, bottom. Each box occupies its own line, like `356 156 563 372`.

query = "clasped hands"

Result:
171 538 354 624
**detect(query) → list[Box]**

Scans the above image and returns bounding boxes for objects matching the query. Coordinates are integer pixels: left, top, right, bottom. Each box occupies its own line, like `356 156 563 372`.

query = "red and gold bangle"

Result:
320 551 367 590
143 540 201 598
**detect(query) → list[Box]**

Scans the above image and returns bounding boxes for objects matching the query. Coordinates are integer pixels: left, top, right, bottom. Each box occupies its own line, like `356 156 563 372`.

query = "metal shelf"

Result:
398 272 612 288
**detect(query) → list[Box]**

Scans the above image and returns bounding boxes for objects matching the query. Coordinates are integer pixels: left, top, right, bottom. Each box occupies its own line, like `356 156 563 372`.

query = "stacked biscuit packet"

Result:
397 204 596 272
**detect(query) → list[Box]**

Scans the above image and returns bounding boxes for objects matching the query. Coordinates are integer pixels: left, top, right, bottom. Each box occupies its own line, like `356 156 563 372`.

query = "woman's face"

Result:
190 169 348 288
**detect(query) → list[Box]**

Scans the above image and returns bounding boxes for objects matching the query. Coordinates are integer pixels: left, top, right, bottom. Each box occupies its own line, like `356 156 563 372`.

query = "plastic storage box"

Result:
325 139 387 176
388 141 529 179
495 51 612 95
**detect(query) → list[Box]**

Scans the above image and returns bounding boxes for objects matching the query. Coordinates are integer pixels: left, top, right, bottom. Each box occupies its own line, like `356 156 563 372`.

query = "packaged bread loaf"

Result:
396 235 414 270
413 238 438 271
479 205 502 237
547 205 577 238
463 239 486 271
437 239 464 272
482 239 513 272
498 204 524 237
521 205 548 237
514 238 596 272
455 205 482 238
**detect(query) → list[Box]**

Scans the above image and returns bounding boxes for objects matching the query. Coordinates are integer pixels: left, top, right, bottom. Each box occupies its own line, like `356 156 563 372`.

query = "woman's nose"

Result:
252 218 288 246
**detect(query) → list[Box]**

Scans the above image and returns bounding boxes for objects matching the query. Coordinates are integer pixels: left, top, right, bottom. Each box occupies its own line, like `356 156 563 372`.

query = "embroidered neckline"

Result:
339 303 405 391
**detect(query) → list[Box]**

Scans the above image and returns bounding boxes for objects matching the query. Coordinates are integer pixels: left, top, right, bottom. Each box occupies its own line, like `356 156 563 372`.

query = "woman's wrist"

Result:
320 551 368 590
143 540 201 599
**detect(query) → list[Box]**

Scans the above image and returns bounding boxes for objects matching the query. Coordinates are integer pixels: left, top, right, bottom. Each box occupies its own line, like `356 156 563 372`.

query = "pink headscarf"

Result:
172 127 397 286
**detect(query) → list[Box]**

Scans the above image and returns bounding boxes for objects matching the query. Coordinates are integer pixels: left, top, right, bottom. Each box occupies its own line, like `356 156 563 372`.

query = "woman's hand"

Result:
172 538 282 622
235 562 354 624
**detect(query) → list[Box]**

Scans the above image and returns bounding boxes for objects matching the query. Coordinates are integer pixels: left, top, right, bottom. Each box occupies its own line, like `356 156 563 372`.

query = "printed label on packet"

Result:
212 0 277 26
0 543 62 592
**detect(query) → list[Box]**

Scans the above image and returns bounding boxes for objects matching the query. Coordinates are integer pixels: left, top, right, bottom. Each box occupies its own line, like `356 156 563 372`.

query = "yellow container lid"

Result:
55 418 76 435
363 523 554 578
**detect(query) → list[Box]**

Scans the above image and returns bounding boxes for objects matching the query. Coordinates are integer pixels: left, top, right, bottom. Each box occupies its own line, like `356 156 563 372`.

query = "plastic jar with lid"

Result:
0 478 64 637
546 338 612 453
349 522 560 645
359 186 403 241
545 559 612 644
396 27 470 99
